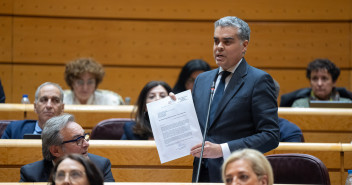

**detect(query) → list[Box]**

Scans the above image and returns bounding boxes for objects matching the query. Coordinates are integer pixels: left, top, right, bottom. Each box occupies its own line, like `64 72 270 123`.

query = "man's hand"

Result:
190 141 223 158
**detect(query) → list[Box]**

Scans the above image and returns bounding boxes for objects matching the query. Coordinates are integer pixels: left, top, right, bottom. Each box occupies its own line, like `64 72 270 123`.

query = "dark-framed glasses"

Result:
61 133 90 146
54 170 86 183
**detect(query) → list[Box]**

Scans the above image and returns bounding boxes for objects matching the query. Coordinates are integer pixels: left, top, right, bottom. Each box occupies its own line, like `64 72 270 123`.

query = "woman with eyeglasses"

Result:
222 149 273 185
63 58 124 105
49 154 104 185
121 81 172 140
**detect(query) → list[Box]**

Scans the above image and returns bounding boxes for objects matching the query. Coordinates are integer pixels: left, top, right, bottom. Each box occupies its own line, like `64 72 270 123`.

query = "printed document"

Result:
146 90 203 163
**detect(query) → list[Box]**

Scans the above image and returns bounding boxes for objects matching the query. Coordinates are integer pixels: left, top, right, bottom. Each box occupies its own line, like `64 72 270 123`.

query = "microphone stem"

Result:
195 82 215 183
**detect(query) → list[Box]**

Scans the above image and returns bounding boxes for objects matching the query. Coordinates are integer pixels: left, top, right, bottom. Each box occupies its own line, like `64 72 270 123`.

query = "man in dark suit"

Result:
189 16 280 182
20 113 115 182
273 80 303 142
1 82 65 139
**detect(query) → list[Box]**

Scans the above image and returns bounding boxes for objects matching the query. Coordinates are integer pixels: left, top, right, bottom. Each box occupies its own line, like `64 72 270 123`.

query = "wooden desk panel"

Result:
26 105 135 129
0 141 350 184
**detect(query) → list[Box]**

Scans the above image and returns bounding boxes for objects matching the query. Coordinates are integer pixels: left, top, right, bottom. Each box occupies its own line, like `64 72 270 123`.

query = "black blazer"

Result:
20 153 115 182
192 59 280 182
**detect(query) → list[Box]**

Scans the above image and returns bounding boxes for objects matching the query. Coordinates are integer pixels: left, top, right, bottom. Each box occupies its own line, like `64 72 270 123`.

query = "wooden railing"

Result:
0 141 351 184
1 104 352 143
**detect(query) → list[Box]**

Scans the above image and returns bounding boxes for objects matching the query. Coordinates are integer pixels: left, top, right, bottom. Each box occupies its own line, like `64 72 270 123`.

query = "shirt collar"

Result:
33 121 43 134
219 58 243 74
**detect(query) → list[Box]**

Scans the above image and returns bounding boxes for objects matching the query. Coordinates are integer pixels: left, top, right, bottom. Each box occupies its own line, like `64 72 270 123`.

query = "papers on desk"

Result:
147 90 203 163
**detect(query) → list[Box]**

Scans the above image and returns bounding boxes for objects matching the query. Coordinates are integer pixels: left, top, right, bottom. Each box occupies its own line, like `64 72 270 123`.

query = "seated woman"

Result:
121 81 172 140
64 58 124 105
173 59 211 94
222 149 273 185
292 58 352 107
49 154 104 185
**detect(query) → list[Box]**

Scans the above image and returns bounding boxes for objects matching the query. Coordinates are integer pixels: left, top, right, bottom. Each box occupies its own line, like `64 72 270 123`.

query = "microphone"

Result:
195 75 218 182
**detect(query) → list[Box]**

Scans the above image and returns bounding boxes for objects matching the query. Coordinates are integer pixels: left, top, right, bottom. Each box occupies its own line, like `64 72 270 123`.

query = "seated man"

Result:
274 80 303 142
1 82 65 139
292 59 352 107
20 113 115 182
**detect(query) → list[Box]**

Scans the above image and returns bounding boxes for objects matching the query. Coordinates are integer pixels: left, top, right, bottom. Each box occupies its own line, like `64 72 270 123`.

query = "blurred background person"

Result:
222 149 273 185
121 81 172 140
49 154 103 185
273 80 303 142
292 58 352 107
64 58 124 105
0 79 5 103
2 82 64 139
173 59 211 94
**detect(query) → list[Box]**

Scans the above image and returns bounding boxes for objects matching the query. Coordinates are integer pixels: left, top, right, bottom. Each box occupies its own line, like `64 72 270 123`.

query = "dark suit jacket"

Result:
20 153 115 182
121 121 145 140
192 59 280 182
1 120 37 139
278 118 303 142
0 80 4 103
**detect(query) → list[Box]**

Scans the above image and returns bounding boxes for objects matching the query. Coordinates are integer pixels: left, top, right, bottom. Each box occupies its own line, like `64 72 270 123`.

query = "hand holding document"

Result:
146 90 203 163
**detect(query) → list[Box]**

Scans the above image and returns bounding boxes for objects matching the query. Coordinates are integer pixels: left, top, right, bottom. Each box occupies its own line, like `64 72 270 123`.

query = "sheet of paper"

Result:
147 90 203 163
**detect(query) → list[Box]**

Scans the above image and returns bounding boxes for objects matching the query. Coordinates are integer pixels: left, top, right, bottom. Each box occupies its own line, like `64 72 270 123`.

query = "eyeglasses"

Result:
61 133 90 146
55 170 86 183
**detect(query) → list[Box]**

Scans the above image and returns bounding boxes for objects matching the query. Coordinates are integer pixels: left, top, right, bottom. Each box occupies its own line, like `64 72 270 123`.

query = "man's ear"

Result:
33 103 38 114
49 145 63 159
242 40 249 54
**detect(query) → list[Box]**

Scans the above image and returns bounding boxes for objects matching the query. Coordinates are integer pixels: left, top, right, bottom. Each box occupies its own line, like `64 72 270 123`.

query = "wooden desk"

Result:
279 108 352 143
0 104 134 130
1 105 352 142
0 141 350 184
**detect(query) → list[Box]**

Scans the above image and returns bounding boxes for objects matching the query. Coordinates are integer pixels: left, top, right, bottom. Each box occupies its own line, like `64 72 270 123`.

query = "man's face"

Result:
34 85 64 127
310 69 336 100
59 121 89 158
213 26 248 70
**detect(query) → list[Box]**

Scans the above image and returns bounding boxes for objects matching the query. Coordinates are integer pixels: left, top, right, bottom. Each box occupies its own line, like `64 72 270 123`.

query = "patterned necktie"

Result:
209 71 231 125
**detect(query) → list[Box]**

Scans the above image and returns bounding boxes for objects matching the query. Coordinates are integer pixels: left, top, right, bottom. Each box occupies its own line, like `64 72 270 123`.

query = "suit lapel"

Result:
211 59 248 127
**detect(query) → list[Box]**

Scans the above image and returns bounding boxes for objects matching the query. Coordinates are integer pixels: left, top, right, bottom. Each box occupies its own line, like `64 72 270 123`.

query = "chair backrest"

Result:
0 120 13 138
90 118 133 140
266 153 330 185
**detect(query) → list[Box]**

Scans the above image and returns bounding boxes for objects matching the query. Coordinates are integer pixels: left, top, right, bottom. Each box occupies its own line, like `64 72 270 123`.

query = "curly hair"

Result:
64 58 105 89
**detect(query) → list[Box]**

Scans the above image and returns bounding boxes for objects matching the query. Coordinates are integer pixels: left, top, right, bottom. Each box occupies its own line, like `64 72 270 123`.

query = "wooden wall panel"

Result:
303 132 352 143
0 0 13 14
11 17 351 69
12 17 214 66
113 168 192 182
0 17 12 62
6 64 351 104
12 0 351 20
10 65 180 104
11 65 66 103
248 22 351 68
0 64 13 102
266 69 351 96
